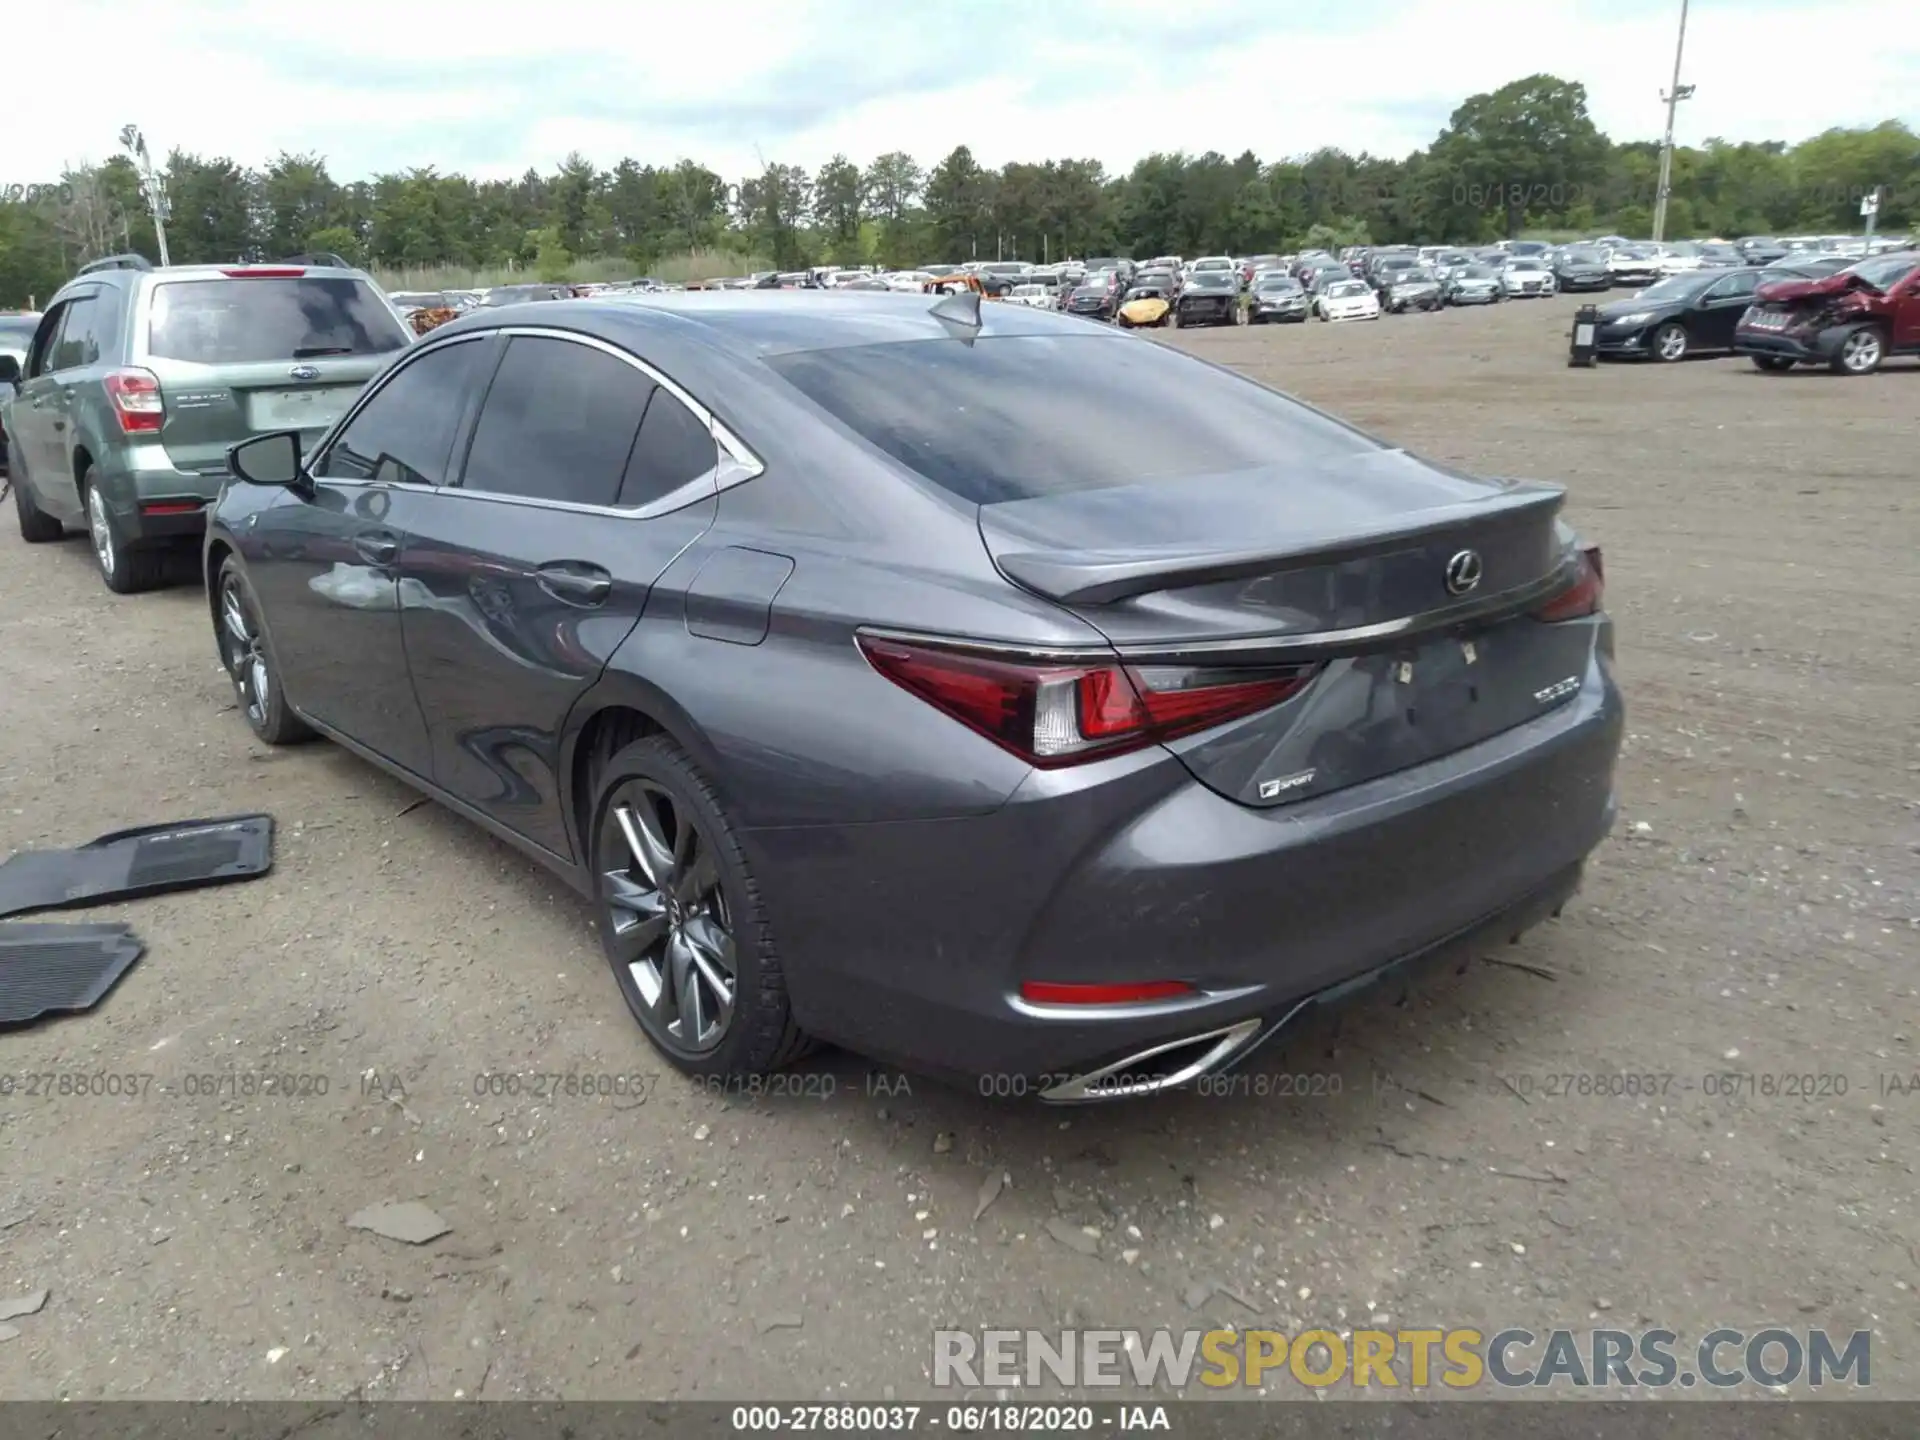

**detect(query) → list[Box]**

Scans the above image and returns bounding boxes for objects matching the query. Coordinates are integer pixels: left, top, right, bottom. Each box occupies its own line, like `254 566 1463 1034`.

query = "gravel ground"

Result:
0 294 1914 1401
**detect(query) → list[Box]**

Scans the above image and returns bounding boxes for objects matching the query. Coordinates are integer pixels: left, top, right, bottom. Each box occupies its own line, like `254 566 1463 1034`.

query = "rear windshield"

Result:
765 335 1375 505
0 319 36 362
148 278 410 363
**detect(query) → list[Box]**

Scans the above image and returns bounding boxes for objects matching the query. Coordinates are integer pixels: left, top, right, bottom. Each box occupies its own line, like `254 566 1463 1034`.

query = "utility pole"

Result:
1650 0 1695 244
118 124 171 266
1862 186 1881 247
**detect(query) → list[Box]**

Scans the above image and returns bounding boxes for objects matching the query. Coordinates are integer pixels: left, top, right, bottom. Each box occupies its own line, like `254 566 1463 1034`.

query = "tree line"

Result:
1 74 1913 304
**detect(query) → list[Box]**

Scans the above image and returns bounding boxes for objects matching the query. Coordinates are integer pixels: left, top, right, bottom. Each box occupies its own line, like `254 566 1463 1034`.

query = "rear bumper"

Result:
755 643 1624 1087
100 454 224 542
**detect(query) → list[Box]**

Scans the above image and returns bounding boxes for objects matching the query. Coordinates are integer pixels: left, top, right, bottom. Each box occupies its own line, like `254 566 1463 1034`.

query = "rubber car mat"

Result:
0 814 274 920
0 923 145 1025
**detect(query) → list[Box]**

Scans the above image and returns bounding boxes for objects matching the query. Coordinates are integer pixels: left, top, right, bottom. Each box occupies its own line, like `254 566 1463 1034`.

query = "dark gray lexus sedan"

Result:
204 291 1623 1101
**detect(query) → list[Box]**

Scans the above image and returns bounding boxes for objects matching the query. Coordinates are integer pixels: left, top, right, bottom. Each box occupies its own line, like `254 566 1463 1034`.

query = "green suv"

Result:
0 254 411 592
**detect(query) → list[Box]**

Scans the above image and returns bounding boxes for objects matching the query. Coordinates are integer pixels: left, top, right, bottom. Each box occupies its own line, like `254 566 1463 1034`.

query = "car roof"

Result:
424 292 1129 407
57 262 372 301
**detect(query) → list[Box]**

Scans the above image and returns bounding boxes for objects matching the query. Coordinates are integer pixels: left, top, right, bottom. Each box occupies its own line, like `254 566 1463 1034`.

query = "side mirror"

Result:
0 355 20 387
228 431 307 489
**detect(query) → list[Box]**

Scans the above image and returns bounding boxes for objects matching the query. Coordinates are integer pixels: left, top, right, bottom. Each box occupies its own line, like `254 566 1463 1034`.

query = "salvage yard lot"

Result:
0 295 1914 1400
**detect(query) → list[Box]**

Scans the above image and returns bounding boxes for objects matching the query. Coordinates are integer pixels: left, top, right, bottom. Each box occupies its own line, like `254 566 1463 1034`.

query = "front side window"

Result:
1705 271 1760 300
459 336 656 507
314 339 488 486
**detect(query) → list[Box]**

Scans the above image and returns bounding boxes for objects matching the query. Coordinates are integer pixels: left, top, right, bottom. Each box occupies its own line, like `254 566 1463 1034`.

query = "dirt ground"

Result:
0 295 1914 1403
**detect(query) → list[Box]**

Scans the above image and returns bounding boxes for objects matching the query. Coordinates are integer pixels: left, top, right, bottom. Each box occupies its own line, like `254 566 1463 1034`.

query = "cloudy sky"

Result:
18 0 1919 185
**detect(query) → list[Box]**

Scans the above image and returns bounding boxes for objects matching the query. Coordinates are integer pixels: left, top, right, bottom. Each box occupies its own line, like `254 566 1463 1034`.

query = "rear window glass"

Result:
766 335 1375 506
0 319 36 362
147 278 409 363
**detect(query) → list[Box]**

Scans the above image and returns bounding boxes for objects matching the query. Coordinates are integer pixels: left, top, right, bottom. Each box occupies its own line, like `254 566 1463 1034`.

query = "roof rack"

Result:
77 253 155 276
279 252 351 269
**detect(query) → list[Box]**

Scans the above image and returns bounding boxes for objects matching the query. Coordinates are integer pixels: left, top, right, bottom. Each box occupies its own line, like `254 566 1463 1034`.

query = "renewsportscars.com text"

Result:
933 1326 1871 1391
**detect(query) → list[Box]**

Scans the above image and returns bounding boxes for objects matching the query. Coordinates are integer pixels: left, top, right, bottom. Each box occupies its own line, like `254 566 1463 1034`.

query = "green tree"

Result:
1425 75 1609 238
812 154 866 262
163 151 257 262
924 145 994 260
534 226 572 281
260 154 341 259
306 225 364 267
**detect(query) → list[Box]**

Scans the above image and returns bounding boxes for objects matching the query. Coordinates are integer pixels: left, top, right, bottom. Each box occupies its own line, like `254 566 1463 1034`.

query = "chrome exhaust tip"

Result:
1039 1017 1264 1104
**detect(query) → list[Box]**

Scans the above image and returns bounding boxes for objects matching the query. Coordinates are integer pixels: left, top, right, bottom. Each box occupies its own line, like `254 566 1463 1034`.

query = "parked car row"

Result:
1590 250 1920 373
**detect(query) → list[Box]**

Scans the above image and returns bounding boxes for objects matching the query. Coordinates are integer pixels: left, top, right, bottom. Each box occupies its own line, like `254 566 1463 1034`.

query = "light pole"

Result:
118 124 172 266
1649 0 1694 243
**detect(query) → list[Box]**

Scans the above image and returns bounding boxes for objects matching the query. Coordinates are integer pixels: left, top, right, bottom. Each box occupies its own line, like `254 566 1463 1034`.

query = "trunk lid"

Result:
146 355 391 476
978 456 1591 808
137 273 412 476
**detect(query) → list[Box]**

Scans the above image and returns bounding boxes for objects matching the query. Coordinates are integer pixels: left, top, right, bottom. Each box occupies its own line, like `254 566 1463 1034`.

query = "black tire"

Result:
1751 355 1796 373
1831 325 1885 376
590 734 811 1079
216 556 313 745
11 467 62 543
1650 322 1689 363
83 467 169 594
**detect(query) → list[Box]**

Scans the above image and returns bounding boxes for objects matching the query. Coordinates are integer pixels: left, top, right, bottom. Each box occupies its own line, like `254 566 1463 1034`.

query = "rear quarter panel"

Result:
576 424 1110 832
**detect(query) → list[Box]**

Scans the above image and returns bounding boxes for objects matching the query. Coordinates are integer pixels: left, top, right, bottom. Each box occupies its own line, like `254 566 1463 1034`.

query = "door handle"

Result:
536 562 612 607
353 530 400 565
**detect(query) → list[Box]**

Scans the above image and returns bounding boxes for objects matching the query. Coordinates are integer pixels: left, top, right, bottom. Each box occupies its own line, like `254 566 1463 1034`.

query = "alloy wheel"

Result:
1655 325 1688 361
220 577 270 728
600 780 737 1055
88 488 115 578
1841 330 1882 374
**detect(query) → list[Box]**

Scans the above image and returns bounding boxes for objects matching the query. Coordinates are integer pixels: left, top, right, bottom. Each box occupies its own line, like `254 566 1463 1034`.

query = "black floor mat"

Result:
0 924 145 1025
0 814 274 920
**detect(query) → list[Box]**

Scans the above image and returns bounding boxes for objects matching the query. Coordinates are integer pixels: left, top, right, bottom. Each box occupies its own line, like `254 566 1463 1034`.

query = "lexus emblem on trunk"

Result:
1444 549 1483 596
288 364 320 381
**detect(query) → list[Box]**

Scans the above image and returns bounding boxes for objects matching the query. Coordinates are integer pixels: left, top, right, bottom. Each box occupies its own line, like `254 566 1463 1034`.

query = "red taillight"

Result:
856 635 1319 768
103 369 164 434
1020 980 1195 1006
1534 544 1605 622
141 501 202 516
221 267 306 278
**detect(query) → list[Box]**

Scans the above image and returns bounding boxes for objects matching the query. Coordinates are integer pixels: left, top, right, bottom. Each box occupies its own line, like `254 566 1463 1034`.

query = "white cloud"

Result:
13 0 1916 184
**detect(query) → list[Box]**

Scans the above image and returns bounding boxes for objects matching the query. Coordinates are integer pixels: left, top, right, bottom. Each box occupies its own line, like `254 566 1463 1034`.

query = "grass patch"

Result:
372 249 773 292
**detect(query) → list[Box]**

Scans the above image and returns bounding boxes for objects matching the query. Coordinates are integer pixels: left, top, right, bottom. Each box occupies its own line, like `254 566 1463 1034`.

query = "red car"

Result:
1735 251 1920 375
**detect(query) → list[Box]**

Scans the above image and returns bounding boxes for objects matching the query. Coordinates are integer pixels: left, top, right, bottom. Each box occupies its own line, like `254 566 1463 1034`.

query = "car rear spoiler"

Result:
985 483 1566 606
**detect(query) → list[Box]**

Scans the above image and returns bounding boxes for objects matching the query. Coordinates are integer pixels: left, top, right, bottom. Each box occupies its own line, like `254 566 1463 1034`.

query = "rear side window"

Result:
147 277 410 363
460 336 654 507
767 335 1376 506
47 296 100 371
618 390 718 508
314 339 487 486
